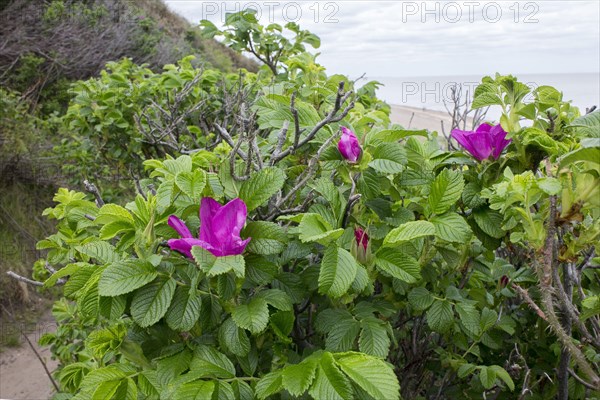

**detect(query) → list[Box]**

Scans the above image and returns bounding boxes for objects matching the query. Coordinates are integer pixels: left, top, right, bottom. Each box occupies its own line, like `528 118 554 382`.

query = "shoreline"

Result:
389 104 475 132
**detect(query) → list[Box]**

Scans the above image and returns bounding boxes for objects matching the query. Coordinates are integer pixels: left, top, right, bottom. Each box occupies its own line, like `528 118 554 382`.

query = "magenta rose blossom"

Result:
354 227 369 251
167 197 250 258
338 126 362 163
451 123 511 161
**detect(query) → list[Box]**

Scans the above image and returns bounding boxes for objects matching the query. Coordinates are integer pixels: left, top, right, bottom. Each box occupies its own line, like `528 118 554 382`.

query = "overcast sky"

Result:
165 1 600 78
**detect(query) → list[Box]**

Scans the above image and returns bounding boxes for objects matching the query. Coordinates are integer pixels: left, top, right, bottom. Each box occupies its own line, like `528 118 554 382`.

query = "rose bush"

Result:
33 10 600 400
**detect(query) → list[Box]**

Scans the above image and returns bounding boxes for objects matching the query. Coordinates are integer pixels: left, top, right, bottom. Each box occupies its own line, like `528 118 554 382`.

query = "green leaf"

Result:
335 352 400 400
359 318 391 358
571 111 600 138
174 380 215 400
255 370 283 400
473 208 506 239
429 169 464 215
232 297 269 334
165 286 202 331
384 220 435 246
431 213 472 243
325 318 361 352
192 247 245 278
408 287 434 311
375 248 420 283
270 310 294 342
369 143 407 174
242 221 288 255
130 277 176 328
256 288 293 311
472 92 502 109
219 318 250 357
455 302 480 337
190 345 236 379
309 352 353 400
479 366 497 389
489 365 515 391
95 204 134 225
239 167 286 211
282 358 319 397
98 260 157 297
457 363 477 379
318 246 358 298
77 241 120 264
426 299 454 333
299 213 344 245
175 170 206 200
560 146 600 168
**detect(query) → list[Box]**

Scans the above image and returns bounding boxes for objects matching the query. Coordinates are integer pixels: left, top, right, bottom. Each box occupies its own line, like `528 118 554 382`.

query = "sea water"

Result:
368 73 600 122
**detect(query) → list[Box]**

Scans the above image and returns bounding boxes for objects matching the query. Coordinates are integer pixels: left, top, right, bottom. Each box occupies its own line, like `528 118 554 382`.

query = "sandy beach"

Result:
389 104 467 133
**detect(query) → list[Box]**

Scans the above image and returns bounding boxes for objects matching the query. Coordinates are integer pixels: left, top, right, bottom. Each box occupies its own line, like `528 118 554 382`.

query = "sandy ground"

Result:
0 309 58 400
390 104 470 132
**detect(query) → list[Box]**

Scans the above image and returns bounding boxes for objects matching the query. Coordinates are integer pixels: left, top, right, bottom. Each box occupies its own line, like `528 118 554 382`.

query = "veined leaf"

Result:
239 167 286 211
429 169 464 215
175 170 206 200
242 221 288 255
130 277 176 328
375 248 420 283
173 381 215 400
384 220 435 246
408 287 434 311
282 357 319 397
232 297 269 334
255 370 283 400
318 246 358 298
308 352 353 400
359 318 391 358
190 345 236 379
98 259 157 297
165 285 202 331
335 352 400 400
431 212 472 243
299 213 344 245
426 299 454 333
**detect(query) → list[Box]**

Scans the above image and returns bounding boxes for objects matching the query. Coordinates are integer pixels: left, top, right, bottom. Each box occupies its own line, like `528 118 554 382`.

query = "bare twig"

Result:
511 283 547 321
6 271 43 287
83 180 104 207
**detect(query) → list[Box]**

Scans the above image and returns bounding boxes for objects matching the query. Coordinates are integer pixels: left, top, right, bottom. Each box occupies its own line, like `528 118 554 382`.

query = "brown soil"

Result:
0 308 58 400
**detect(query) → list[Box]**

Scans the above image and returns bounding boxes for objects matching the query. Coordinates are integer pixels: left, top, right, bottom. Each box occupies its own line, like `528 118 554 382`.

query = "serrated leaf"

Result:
242 221 288 255
299 213 344 245
77 241 120 264
318 246 358 298
384 220 435 245
429 169 464 215
369 143 406 174
426 299 454 333
95 204 134 225
282 358 319 396
326 318 360 351
408 287 434 311
270 310 294 342
256 288 293 311
219 317 250 357
375 248 420 283
255 370 283 400
431 212 472 243
173 380 215 400
479 366 497 389
457 363 477 378
130 277 176 328
489 365 515 391
335 352 400 400
473 208 506 239
98 260 157 297
165 285 202 331
232 297 269 334
190 345 235 379
309 352 353 400
359 318 391 358
175 170 206 200
239 167 286 211
455 302 480 337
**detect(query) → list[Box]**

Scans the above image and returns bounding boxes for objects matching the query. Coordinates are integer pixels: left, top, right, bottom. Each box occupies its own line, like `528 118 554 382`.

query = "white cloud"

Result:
164 1 600 77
